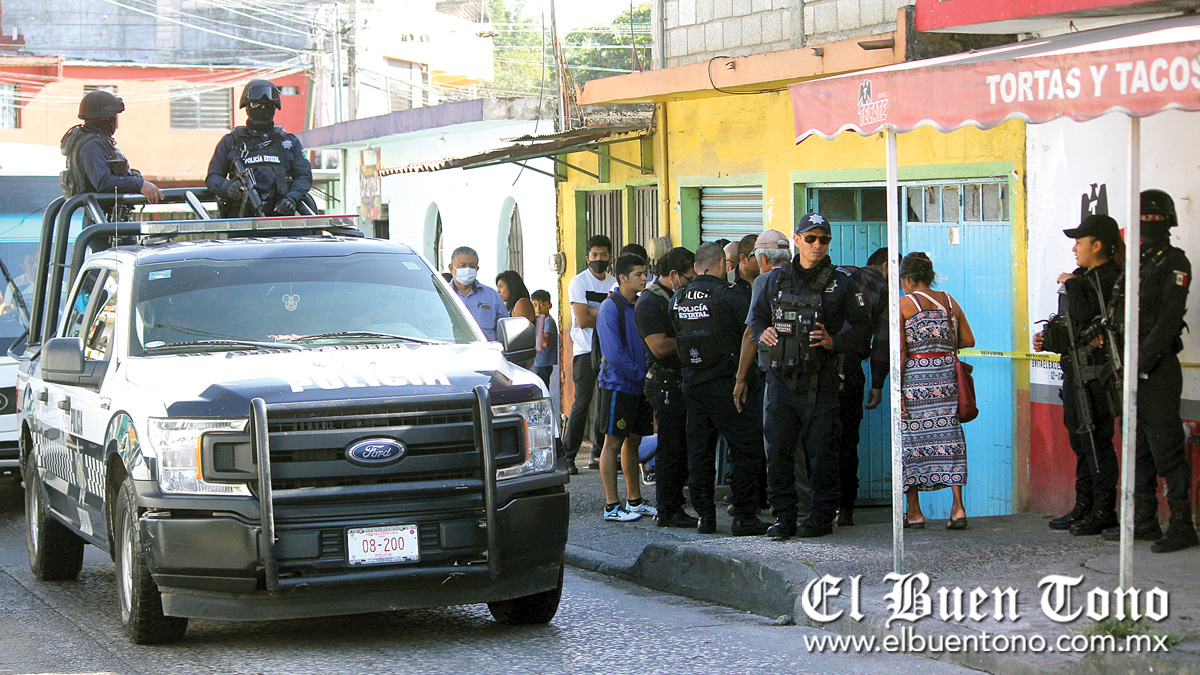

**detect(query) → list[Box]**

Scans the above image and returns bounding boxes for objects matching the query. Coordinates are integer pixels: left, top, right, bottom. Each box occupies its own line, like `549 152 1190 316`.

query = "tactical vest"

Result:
769 262 835 395
230 126 294 195
673 282 725 369
60 125 130 198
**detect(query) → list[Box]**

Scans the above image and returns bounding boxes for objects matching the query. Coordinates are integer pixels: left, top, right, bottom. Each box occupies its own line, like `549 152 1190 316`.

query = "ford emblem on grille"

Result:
346 438 406 466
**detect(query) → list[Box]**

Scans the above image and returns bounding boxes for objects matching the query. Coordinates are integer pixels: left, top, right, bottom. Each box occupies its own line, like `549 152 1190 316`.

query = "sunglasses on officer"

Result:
802 234 832 245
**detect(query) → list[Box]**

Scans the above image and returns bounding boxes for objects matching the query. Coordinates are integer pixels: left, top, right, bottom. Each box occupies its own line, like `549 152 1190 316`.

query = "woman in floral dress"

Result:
899 252 975 529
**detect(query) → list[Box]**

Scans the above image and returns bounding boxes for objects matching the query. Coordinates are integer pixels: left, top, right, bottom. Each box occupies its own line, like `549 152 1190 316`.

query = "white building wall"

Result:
1026 111 1200 411
376 121 560 308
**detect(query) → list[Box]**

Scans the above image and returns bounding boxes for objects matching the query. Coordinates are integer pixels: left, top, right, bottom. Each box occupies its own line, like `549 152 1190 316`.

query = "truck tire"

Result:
487 563 564 625
25 453 84 581
114 479 187 644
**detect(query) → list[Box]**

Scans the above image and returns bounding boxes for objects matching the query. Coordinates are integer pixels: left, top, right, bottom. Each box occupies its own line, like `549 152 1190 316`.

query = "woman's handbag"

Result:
945 295 979 423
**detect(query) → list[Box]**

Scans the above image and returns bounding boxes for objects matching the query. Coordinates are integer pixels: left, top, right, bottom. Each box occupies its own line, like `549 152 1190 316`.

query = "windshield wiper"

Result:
291 331 442 345
143 339 304 354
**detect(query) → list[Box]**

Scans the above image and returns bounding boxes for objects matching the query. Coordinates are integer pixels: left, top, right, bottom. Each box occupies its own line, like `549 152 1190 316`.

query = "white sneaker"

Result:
604 503 642 522
626 500 658 517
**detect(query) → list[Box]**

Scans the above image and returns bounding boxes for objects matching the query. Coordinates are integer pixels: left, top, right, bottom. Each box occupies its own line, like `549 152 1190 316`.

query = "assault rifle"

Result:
1054 283 1102 469
1080 274 1123 412
231 157 264 217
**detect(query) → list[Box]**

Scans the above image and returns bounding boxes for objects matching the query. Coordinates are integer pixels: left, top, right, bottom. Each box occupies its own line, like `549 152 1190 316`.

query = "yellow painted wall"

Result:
555 91 1032 506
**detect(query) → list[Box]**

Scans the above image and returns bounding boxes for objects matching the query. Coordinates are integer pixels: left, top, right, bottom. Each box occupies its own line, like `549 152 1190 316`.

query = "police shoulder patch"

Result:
856 292 866 307
1175 271 1189 287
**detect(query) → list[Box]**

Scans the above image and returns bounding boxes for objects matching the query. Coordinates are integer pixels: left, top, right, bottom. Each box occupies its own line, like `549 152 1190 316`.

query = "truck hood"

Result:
119 343 545 418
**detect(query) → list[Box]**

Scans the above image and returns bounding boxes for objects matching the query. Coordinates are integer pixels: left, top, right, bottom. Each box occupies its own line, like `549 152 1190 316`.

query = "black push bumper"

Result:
144 386 569 621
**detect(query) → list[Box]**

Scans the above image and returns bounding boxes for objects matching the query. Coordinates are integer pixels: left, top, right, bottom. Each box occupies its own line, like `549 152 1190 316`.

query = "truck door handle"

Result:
57 397 71 411
37 390 48 403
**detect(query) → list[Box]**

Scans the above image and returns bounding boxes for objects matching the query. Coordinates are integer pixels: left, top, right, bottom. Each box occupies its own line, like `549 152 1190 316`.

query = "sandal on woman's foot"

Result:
903 519 925 529
946 517 968 530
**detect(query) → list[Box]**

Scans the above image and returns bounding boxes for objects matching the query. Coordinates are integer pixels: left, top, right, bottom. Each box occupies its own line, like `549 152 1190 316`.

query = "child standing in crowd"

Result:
531 289 557 387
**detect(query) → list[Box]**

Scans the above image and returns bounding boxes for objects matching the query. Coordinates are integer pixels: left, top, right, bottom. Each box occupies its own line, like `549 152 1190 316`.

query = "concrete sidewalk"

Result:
563 461 1200 675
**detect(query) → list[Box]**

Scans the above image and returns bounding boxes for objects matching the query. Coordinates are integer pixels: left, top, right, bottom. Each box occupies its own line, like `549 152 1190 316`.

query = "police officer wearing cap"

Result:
1099 190 1196 553
1033 214 1123 536
749 213 871 538
60 90 163 214
671 242 769 535
206 80 312 218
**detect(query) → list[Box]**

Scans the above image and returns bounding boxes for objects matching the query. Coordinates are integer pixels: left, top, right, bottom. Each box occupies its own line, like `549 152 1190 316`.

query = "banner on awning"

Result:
790 14 1200 142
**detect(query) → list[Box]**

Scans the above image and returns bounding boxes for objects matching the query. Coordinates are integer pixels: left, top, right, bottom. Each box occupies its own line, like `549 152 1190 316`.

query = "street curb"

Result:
564 539 1200 675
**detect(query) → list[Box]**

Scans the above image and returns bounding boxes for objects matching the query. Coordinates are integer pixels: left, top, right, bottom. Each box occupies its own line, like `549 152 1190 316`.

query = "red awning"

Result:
789 14 1200 141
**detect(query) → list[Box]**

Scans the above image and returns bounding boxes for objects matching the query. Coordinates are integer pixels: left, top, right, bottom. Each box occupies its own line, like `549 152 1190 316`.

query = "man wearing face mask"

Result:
565 235 614 472
206 80 312 218
635 246 697 527
60 90 163 218
446 246 508 341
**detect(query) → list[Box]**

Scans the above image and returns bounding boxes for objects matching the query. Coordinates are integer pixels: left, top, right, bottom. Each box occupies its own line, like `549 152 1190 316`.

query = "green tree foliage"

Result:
563 3 651 83
485 0 652 95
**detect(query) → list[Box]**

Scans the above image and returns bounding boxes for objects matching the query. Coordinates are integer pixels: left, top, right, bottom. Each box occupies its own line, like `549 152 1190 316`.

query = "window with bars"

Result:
632 186 659 249
699 186 763 243
584 190 623 255
0 84 19 129
169 88 233 130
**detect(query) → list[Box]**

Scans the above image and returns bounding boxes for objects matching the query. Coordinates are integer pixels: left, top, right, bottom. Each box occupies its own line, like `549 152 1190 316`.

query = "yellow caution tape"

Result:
956 349 1199 368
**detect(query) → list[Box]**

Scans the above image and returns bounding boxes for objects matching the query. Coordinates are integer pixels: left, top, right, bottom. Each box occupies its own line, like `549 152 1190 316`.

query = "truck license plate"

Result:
346 525 420 566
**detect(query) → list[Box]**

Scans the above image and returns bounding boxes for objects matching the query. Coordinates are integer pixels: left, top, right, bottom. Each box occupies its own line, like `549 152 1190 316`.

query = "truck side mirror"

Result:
497 316 536 367
42 337 105 388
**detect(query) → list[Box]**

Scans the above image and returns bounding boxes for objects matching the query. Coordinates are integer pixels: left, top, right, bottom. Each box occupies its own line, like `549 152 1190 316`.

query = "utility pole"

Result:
332 4 344 124
549 0 566 131
347 0 359 121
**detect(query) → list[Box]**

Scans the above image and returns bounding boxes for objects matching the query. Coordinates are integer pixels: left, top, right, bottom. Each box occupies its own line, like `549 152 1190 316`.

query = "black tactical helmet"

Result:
239 79 282 109
78 89 125 120
1141 189 1177 228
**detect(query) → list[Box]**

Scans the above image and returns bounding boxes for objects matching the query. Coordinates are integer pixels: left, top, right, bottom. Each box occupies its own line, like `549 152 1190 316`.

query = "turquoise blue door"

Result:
809 183 1014 517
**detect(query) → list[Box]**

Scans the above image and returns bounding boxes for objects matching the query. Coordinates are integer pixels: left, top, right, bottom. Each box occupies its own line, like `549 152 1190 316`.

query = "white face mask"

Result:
454 267 478 285
727 269 738 284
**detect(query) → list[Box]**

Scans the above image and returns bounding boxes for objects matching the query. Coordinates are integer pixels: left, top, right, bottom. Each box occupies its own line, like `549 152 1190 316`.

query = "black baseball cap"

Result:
795 212 831 234
1063 214 1119 245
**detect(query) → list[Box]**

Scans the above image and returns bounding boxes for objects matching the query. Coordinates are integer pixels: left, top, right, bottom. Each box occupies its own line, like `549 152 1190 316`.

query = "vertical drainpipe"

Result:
656 103 671 244
653 0 666 71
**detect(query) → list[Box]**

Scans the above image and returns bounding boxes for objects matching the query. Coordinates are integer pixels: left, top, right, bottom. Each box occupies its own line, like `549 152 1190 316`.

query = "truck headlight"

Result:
146 418 251 496
492 399 556 480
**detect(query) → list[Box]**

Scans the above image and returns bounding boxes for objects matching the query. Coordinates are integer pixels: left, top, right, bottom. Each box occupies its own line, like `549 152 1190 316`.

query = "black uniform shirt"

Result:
748 255 872 363
205 126 313 208
634 283 682 372
75 125 144 194
1060 260 1122 376
1137 241 1190 372
672 274 749 387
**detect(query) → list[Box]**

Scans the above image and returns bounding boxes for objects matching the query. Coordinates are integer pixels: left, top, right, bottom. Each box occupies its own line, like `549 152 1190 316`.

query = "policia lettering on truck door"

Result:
60 90 163 220
749 213 871 540
205 80 312 218
670 242 769 537
1034 214 1122 537
1100 190 1197 553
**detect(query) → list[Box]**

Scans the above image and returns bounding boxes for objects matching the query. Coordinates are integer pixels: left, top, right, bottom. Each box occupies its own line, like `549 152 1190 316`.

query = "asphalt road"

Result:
0 479 980 675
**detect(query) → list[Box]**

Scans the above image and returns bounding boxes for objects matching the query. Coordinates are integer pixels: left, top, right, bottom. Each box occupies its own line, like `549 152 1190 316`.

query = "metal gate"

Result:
584 190 623 252
699 186 763 243
633 186 659 247
809 181 1014 517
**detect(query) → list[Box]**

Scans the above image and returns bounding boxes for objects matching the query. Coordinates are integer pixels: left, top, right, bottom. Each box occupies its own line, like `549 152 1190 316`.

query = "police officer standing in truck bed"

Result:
749 213 871 539
60 89 163 215
206 80 312 218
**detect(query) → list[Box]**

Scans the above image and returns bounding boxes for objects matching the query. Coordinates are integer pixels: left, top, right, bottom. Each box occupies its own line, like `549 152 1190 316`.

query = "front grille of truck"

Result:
259 394 504 574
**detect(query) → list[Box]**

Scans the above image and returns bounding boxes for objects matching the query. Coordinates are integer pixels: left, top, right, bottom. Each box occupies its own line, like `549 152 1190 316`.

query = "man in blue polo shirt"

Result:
448 245 508 340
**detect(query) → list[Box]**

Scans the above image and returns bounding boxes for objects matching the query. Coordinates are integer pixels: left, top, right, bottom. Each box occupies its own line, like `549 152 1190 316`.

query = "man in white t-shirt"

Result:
564 234 613 473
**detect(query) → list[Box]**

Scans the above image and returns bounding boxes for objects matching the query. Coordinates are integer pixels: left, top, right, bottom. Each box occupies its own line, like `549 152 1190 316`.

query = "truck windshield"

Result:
130 252 479 355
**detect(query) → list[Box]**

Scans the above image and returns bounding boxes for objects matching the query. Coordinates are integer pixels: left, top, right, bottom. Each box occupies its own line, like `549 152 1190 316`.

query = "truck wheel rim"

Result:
119 513 133 615
26 479 38 555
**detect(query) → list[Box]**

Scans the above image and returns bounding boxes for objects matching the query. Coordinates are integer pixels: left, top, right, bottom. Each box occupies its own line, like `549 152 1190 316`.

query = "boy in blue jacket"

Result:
596 254 658 522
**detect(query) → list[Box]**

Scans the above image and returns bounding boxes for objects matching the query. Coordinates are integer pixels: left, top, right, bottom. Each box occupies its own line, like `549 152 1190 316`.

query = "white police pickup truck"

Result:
18 191 568 643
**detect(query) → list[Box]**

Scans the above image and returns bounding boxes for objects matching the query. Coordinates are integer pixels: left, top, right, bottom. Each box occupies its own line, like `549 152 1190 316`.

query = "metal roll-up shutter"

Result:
699 186 763 243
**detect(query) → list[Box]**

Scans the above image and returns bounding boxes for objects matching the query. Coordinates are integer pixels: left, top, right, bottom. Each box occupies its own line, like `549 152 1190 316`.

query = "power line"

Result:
119 0 312 39
96 0 308 55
